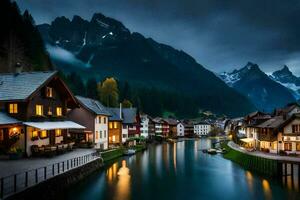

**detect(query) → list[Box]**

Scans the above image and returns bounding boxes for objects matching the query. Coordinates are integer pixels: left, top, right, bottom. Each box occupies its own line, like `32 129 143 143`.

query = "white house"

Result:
68 96 111 150
194 122 211 136
177 122 185 137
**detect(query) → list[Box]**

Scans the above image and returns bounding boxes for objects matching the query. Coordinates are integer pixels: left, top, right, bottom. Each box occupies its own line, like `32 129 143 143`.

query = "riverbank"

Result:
101 144 147 163
221 142 278 177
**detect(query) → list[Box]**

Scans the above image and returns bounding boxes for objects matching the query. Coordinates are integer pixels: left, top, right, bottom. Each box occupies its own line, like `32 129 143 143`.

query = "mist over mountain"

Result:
38 13 256 117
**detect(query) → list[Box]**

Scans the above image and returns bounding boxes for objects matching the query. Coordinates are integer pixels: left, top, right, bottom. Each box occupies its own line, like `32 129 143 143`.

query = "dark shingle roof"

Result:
257 116 285 128
0 112 20 125
0 71 56 101
76 96 111 116
164 118 178 125
108 108 137 123
107 108 122 121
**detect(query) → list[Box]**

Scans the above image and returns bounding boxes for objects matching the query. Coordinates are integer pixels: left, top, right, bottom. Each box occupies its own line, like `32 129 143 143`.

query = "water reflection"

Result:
262 179 272 200
107 163 118 183
114 160 131 200
173 143 177 173
245 171 253 193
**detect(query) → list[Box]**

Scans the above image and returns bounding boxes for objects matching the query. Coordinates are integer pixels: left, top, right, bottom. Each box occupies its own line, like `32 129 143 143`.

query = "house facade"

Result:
194 122 211 136
67 96 111 150
153 117 163 136
140 114 155 138
0 71 84 156
164 118 178 137
177 122 185 137
107 108 123 147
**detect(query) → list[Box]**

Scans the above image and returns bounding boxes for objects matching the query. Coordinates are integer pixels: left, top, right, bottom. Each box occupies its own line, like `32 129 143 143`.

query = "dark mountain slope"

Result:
38 13 255 117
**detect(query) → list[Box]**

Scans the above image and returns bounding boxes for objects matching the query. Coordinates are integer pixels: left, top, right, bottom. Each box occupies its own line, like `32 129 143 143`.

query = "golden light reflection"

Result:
107 163 118 183
114 160 130 200
262 179 272 200
245 171 253 192
173 143 177 173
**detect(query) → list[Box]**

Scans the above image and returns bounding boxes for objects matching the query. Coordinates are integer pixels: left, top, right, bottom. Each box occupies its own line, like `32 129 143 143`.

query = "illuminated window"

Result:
40 130 47 138
95 131 98 139
109 122 113 129
56 107 62 116
9 103 18 114
32 130 38 138
113 122 118 129
55 129 62 137
36 105 43 116
48 107 52 115
46 87 53 98
0 130 4 141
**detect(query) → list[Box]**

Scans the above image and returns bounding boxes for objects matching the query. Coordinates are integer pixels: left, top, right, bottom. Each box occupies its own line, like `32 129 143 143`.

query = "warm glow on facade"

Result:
36 105 43 116
46 87 53 97
56 107 62 116
9 103 18 114
114 122 118 129
40 130 47 138
109 122 113 129
55 129 62 137
32 130 38 138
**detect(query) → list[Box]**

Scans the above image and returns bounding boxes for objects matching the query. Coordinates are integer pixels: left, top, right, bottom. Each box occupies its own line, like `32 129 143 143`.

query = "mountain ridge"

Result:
37 13 256 117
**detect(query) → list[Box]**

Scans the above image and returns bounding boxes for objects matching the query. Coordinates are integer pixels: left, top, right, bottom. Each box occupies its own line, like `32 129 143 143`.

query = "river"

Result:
66 139 299 200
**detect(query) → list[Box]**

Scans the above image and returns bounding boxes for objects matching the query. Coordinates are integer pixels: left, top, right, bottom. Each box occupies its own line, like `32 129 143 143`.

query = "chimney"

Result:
14 63 23 75
119 103 122 119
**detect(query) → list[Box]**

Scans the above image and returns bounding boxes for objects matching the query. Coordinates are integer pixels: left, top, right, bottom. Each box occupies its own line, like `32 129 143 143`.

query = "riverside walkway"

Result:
228 141 300 163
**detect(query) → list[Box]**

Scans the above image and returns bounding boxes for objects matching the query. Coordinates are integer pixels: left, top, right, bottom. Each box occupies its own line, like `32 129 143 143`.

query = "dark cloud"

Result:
16 0 300 75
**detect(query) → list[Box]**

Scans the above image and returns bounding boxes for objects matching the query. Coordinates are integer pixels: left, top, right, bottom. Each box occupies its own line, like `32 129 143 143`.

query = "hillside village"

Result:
0 70 217 158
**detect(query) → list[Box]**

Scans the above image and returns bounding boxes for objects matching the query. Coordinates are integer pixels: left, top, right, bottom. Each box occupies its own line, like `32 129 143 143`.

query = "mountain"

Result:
0 0 52 73
270 66 300 99
220 62 295 112
37 13 256 117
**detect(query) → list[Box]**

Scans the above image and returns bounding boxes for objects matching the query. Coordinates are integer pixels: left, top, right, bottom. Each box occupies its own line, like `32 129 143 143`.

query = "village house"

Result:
67 96 111 150
107 108 123 147
177 121 185 137
153 117 163 136
164 118 178 137
182 120 194 137
0 71 85 157
194 122 211 136
140 114 155 138
108 106 140 146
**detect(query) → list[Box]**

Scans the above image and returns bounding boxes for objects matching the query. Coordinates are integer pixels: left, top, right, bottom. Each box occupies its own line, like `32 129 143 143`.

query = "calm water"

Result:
66 139 299 200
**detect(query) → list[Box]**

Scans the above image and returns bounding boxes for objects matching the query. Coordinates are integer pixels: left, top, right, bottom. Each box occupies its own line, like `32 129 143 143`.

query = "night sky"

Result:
16 0 300 75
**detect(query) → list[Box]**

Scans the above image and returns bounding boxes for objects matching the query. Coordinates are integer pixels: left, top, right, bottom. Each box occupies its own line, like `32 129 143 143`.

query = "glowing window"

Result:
36 105 43 116
32 130 38 138
113 122 118 129
0 130 4 141
46 87 53 98
55 129 62 137
40 130 47 138
109 122 113 129
56 107 62 116
95 131 99 139
48 107 52 115
9 103 18 114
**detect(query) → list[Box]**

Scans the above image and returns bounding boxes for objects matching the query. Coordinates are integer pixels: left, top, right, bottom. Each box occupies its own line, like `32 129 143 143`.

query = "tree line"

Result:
60 71 199 118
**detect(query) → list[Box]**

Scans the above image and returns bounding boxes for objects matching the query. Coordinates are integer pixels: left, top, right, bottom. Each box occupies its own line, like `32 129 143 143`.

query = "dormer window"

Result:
46 87 53 98
9 103 18 114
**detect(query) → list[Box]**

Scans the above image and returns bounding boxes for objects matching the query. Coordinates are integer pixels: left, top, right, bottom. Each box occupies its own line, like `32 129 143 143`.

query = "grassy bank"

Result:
133 144 147 152
221 142 278 177
101 148 124 162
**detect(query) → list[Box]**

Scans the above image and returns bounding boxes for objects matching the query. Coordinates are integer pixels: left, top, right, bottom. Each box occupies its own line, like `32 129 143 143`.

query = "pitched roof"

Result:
0 71 57 101
257 116 285 129
0 112 20 125
107 107 137 123
76 96 111 116
164 118 178 125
